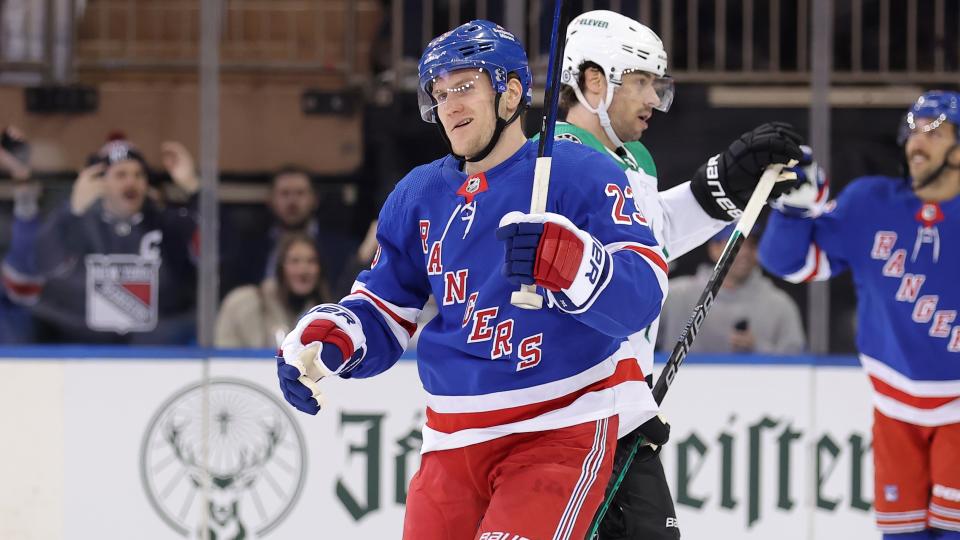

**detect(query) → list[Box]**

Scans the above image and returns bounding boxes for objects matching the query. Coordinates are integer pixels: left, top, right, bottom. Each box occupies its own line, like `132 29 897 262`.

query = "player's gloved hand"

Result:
690 121 805 221
638 413 670 447
277 304 365 415
624 414 670 461
496 211 612 313
619 413 671 463
771 145 830 218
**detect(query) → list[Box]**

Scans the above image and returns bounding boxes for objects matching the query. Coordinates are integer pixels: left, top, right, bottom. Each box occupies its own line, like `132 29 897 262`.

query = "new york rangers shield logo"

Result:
85 254 160 333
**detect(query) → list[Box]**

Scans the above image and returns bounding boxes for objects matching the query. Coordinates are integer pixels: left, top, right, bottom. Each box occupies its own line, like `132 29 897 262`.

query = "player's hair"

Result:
558 61 603 115
274 231 332 309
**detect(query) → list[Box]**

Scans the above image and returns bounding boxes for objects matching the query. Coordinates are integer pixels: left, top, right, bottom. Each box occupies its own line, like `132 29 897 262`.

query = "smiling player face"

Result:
904 117 959 189
432 69 500 159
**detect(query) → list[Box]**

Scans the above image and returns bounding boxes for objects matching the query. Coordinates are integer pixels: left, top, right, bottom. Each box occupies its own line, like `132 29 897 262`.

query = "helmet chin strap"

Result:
571 80 626 149
436 94 524 165
912 142 960 192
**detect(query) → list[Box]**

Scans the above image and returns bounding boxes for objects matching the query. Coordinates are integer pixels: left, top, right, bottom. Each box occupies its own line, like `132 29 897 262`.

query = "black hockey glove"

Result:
690 121 804 221
638 414 670 447
615 414 670 465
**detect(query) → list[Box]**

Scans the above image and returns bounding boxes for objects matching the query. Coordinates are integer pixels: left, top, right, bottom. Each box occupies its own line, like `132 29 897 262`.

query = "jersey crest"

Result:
85 254 160 333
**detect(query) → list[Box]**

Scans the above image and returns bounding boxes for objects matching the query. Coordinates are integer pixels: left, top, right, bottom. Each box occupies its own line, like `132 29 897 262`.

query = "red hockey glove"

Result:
497 211 612 313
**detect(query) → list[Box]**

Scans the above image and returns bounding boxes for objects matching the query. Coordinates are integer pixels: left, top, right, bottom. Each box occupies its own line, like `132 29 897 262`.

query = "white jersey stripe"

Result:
420 380 655 453
426 341 636 413
782 243 832 283
875 509 928 520
553 418 607 540
343 283 421 348
931 503 960 519
861 353 960 395
877 522 928 533
929 517 960 531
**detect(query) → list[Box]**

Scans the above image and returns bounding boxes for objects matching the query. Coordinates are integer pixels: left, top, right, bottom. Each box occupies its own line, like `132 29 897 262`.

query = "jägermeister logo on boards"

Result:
331 410 873 533
140 379 308 539
671 414 873 528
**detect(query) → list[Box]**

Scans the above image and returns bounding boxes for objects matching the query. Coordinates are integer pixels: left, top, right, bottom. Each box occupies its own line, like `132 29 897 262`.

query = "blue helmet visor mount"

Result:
898 112 954 146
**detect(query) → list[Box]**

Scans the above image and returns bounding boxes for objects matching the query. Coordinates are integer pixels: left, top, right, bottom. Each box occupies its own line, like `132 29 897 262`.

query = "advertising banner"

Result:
0 351 876 539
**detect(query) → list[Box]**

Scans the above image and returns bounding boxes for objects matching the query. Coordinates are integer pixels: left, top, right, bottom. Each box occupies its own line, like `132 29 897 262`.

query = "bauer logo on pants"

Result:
140 378 308 539
85 254 160 333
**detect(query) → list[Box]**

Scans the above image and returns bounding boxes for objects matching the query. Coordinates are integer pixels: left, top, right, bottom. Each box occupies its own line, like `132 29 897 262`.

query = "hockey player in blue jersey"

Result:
759 91 960 539
276 20 671 539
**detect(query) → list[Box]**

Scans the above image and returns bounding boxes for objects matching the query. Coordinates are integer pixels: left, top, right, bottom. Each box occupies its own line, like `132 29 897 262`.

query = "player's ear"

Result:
584 67 607 97
503 76 524 115
947 143 960 167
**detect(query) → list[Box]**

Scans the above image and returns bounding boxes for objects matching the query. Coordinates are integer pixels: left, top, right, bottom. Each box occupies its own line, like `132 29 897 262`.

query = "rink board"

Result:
0 348 875 539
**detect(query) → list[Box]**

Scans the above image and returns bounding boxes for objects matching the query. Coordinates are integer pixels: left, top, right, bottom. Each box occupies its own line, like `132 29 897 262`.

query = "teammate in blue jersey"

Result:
276 20 672 539
759 91 960 539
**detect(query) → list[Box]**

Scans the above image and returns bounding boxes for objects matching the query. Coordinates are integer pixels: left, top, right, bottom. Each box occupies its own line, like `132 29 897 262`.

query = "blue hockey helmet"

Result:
898 90 960 145
417 20 533 124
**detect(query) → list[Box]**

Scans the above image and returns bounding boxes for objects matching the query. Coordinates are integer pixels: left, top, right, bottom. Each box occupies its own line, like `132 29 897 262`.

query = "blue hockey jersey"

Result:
338 140 668 452
759 176 960 426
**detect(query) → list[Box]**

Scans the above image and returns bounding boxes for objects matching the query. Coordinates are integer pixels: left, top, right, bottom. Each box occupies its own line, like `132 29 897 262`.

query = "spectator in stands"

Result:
331 219 379 299
7 134 200 344
0 125 39 343
219 166 355 298
215 231 332 348
657 223 806 354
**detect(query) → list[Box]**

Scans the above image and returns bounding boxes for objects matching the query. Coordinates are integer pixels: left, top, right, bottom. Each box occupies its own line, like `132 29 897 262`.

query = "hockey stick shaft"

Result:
653 161 790 403
511 0 571 309
586 161 792 539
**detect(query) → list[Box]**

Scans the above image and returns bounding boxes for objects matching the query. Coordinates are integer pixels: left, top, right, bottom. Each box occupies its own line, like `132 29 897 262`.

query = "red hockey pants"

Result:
403 416 619 540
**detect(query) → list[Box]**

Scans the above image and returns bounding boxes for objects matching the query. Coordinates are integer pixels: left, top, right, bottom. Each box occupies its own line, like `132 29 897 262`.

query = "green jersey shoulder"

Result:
546 122 658 178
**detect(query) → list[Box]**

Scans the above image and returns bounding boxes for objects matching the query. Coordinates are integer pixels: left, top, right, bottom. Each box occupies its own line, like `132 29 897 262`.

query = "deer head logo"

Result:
141 378 307 538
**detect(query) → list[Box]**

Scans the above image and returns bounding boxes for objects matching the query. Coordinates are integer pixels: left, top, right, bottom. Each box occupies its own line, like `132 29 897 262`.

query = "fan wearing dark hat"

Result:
8 134 201 344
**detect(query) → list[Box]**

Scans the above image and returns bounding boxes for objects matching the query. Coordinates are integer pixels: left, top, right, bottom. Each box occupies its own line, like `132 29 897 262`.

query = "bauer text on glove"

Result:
690 121 805 221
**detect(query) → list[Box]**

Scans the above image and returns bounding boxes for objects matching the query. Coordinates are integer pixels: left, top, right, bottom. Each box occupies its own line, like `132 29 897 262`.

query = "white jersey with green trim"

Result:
552 122 727 375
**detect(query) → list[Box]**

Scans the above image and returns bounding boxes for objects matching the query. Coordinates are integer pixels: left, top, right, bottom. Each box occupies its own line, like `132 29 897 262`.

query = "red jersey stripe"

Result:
870 375 959 410
618 244 668 275
354 289 418 337
1 275 42 297
426 359 646 434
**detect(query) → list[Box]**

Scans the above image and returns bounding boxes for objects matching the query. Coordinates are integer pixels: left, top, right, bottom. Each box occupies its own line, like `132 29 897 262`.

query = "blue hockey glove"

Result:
496 211 612 313
277 304 366 415
770 145 830 218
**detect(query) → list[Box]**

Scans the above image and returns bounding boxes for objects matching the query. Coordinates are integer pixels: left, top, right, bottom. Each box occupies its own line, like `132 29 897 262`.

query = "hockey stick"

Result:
586 160 797 539
511 0 572 310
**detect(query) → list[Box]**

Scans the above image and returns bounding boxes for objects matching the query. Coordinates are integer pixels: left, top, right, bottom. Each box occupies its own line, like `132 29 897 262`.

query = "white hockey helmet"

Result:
562 10 674 147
